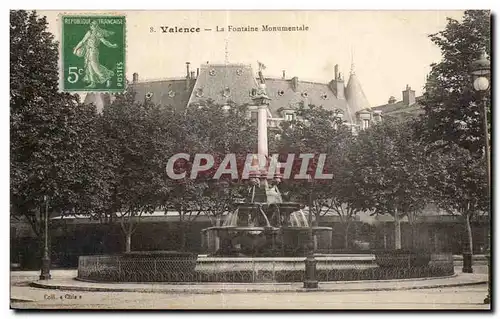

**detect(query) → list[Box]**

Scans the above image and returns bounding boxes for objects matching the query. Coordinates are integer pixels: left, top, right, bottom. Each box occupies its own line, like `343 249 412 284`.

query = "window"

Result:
277 90 285 97
362 119 370 129
285 113 295 121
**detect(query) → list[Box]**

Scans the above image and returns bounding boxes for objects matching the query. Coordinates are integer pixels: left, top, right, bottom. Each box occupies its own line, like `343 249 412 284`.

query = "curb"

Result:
30 279 487 295
74 273 458 285
11 297 35 303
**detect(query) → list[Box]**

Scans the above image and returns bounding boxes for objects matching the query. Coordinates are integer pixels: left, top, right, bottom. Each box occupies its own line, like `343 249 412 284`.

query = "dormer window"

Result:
209 69 216 76
277 90 285 97
334 110 344 119
195 88 204 97
168 90 175 97
362 119 370 130
301 92 308 98
236 69 243 76
222 87 231 97
285 113 296 121
145 92 153 100
249 88 257 97
321 93 328 100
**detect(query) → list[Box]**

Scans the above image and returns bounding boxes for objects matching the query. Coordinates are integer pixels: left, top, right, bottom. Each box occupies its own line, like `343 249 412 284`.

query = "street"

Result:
11 284 490 310
10 267 490 310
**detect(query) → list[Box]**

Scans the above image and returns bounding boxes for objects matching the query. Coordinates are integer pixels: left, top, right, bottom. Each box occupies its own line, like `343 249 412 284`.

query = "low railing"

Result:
77 253 454 283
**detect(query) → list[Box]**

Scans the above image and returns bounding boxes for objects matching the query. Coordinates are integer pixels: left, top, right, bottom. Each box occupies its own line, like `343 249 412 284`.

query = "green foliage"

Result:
277 104 359 234
350 119 430 217
419 10 490 153
427 144 488 216
10 10 102 236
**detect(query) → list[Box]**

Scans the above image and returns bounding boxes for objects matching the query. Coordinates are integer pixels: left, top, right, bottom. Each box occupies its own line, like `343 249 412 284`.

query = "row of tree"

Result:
10 10 490 255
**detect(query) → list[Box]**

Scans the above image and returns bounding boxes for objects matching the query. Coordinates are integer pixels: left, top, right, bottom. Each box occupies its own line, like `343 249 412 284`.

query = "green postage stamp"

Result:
61 15 126 92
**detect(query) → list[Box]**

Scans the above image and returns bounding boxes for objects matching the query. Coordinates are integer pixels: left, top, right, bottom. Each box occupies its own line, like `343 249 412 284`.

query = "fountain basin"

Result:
202 226 333 257
76 253 454 283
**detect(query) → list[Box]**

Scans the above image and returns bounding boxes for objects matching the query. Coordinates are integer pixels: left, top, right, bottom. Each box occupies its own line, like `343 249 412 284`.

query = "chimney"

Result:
186 62 191 78
282 70 286 79
132 72 139 84
196 68 200 78
185 62 191 90
190 71 195 79
329 66 345 100
291 76 299 92
402 84 415 106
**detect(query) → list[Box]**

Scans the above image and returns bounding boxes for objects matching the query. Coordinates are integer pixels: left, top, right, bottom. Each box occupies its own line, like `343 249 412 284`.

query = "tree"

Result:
419 10 490 154
10 10 103 261
350 119 431 250
276 104 361 248
100 91 177 252
428 144 487 270
418 10 490 269
165 100 255 251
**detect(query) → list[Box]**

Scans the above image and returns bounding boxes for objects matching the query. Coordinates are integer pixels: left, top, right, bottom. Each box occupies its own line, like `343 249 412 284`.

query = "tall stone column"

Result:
257 104 268 159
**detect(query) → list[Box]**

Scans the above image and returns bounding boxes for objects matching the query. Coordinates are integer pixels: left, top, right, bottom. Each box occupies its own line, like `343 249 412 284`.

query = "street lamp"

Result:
469 50 490 304
39 195 51 280
303 175 318 289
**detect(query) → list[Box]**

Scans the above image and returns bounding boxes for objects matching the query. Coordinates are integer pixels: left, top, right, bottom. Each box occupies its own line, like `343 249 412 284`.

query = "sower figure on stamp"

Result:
73 20 117 88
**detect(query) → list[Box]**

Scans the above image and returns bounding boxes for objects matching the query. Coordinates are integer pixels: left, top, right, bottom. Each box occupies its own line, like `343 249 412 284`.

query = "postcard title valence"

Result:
151 24 310 33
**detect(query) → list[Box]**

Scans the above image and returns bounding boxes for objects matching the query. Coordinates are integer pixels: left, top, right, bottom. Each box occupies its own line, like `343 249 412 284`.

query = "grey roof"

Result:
84 63 369 124
187 64 259 107
263 78 351 120
372 96 424 119
131 78 195 112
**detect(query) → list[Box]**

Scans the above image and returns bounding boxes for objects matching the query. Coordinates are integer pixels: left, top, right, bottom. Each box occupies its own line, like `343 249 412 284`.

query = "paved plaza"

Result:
10 267 491 310
11 284 491 310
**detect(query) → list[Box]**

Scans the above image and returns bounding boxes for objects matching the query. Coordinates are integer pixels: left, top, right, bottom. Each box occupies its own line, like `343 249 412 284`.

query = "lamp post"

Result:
469 51 490 304
39 195 51 280
303 176 318 289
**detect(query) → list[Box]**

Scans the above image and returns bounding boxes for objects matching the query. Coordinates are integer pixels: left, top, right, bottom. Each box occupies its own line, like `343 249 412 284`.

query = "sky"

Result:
40 10 465 106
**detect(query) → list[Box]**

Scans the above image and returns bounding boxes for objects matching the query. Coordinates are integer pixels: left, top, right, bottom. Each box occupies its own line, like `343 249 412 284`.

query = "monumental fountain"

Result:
201 83 333 258
76 83 454 284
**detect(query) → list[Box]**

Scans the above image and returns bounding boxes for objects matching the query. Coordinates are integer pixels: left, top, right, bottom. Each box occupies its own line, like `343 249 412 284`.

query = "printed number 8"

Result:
67 67 83 84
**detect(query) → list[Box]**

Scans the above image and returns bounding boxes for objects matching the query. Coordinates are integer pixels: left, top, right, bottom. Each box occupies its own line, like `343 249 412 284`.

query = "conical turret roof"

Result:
84 93 110 113
345 65 370 114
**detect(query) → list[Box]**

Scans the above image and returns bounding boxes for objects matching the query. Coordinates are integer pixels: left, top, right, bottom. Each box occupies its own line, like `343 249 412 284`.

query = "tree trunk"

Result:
383 228 387 250
344 222 351 249
410 224 416 250
179 223 187 251
462 213 473 273
394 208 401 250
125 232 131 252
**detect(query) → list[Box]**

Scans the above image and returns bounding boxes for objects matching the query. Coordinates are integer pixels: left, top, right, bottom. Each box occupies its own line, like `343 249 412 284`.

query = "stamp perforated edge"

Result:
57 11 127 95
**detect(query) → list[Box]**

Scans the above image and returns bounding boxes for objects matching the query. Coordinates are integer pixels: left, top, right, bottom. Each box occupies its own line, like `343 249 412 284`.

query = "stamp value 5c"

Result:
61 15 126 92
